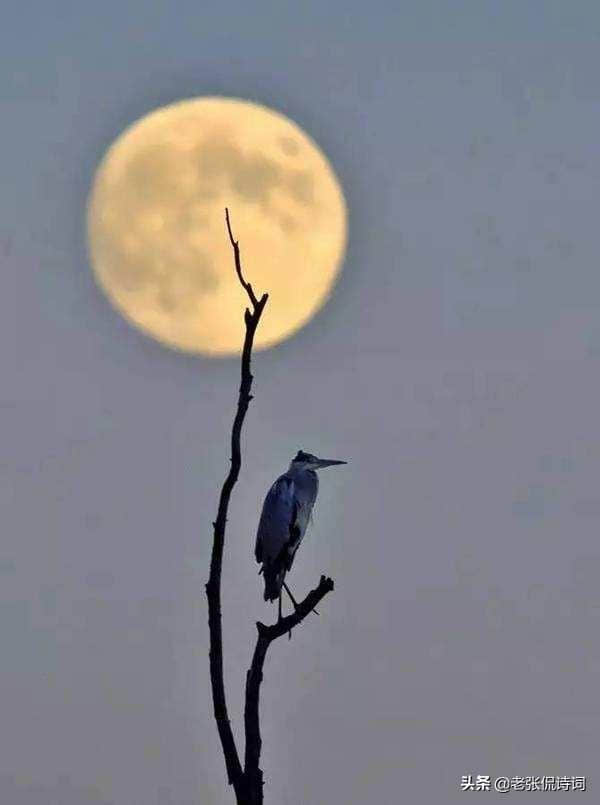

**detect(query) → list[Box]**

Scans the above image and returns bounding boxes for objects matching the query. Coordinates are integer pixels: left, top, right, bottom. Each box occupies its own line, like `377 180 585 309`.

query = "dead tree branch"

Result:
243 576 335 803
206 210 335 804
205 209 268 801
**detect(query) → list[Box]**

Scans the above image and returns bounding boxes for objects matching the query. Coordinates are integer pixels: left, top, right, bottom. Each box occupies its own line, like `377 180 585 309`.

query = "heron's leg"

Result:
282 580 299 609
283 580 320 616
278 580 292 638
276 586 292 638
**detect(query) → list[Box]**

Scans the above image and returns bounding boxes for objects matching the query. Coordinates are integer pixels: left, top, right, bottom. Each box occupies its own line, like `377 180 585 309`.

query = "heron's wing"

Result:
255 475 296 564
283 515 302 571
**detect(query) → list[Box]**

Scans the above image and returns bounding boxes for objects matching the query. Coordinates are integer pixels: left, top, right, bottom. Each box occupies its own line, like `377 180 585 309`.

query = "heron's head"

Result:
290 450 347 472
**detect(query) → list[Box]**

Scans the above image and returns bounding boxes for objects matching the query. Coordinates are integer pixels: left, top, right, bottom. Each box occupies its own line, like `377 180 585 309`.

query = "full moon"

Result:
86 97 347 355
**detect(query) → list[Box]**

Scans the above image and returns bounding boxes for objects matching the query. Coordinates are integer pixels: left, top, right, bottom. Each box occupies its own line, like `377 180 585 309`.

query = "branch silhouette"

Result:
244 576 334 802
205 209 268 801
206 210 335 804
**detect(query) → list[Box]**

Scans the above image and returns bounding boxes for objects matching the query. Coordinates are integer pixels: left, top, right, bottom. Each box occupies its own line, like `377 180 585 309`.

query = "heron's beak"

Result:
315 458 347 468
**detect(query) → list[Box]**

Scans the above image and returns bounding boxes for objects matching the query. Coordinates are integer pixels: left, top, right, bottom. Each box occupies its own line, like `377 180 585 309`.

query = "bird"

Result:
255 450 347 620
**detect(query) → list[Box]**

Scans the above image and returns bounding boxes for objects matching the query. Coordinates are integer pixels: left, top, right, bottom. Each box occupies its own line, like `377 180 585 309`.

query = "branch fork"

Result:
206 210 334 804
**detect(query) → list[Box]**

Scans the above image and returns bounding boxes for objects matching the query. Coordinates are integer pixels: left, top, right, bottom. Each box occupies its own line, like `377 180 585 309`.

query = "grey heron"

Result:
255 450 347 620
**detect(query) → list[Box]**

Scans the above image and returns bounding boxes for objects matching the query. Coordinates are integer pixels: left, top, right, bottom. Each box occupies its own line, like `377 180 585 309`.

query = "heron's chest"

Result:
292 472 319 522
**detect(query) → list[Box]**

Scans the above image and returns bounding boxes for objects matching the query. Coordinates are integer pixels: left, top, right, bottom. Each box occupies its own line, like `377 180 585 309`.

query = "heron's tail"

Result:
263 563 285 602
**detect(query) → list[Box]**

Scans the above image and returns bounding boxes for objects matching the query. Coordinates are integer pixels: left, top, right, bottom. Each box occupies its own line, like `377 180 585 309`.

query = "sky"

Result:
3 1 600 803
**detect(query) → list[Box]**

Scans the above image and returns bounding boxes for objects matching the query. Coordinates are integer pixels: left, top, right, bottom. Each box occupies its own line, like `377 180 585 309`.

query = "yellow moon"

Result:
86 97 347 355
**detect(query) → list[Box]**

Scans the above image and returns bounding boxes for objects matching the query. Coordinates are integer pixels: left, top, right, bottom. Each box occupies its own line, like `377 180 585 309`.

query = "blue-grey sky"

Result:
3 2 600 803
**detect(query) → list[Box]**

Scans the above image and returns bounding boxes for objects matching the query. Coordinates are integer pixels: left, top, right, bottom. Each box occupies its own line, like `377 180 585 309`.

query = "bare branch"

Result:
206 210 334 804
225 207 264 310
243 577 335 802
257 576 334 641
205 211 268 801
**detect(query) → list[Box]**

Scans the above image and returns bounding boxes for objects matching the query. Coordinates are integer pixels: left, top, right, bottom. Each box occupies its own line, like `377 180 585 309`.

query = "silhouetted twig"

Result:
243 576 335 802
206 211 335 804
205 209 268 802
